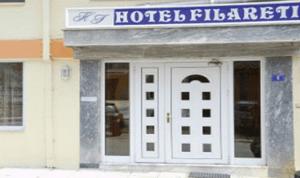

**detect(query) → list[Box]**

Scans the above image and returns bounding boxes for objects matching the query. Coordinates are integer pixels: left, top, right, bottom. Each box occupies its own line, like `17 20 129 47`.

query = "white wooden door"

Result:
167 64 222 160
135 63 165 162
135 62 224 163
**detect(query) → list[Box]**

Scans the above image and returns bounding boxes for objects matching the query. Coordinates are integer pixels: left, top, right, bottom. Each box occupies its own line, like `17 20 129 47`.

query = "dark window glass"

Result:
0 0 24 2
181 92 190 100
181 109 190 118
146 92 154 100
105 63 129 156
202 109 211 118
146 125 155 134
146 109 154 117
181 126 190 135
202 126 211 135
234 61 261 158
145 75 154 83
202 92 211 100
0 63 23 126
203 144 212 152
182 75 209 83
146 142 155 151
181 143 191 152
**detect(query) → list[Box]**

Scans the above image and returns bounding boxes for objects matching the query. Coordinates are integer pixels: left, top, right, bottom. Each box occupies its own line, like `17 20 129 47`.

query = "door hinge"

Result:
166 113 172 123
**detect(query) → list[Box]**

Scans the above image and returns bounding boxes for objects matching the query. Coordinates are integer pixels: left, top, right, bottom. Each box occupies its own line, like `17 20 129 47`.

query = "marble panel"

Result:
80 61 101 167
265 57 294 178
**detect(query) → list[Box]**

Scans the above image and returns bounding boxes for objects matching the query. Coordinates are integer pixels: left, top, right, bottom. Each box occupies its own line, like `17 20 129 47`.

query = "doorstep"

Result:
99 163 268 178
0 168 267 178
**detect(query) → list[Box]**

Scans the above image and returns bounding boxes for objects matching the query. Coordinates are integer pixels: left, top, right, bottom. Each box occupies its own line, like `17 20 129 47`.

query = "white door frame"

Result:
164 62 229 164
229 59 266 166
133 61 230 164
100 57 265 166
100 60 133 163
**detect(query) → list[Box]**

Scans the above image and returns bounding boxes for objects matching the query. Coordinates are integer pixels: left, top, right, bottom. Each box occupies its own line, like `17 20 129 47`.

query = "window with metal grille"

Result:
0 0 24 2
0 63 23 127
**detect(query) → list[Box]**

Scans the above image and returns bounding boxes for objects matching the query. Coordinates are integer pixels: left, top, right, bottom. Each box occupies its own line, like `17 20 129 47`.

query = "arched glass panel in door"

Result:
182 74 210 83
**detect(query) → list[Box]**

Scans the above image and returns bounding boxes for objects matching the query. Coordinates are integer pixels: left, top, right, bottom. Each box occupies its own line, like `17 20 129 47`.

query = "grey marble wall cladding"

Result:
72 43 300 59
64 25 300 47
80 61 101 167
265 57 294 178
65 25 300 59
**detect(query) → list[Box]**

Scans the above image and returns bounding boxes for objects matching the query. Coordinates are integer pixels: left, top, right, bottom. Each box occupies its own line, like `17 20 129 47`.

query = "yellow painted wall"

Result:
0 0 42 39
293 56 300 170
0 0 82 166
0 60 80 169
0 61 46 167
52 60 80 169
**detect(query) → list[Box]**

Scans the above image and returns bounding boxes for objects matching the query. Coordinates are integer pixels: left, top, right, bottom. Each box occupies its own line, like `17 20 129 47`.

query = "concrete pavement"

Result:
0 168 265 178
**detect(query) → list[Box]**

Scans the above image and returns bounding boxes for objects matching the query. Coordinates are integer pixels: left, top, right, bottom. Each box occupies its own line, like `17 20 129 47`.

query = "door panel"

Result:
170 67 221 159
141 68 159 158
135 64 165 162
135 63 224 163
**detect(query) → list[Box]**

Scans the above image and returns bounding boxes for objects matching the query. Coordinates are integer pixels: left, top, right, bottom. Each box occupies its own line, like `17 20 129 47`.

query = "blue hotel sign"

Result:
67 1 300 28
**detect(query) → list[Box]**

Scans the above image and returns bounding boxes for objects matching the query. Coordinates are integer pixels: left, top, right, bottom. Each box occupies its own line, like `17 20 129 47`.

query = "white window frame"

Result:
100 60 134 164
0 62 25 132
229 58 266 165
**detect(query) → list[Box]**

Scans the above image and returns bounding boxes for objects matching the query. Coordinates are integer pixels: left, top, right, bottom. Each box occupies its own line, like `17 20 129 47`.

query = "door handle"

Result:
166 113 171 123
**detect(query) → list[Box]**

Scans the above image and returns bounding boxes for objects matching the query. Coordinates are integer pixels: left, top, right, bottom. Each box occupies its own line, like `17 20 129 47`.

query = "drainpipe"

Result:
43 0 55 168
43 0 50 61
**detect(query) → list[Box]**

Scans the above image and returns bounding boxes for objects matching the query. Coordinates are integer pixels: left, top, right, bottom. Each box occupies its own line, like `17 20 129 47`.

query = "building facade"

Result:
0 0 300 178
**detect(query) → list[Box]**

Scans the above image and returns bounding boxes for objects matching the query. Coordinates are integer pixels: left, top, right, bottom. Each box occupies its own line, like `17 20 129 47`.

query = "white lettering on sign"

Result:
145 10 157 22
159 10 172 22
204 9 212 21
292 5 299 18
190 9 203 21
174 10 186 22
131 11 144 23
243 7 258 20
115 11 128 23
227 8 241 21
260 6 274 19
276 6 290 19
213 9 226 21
